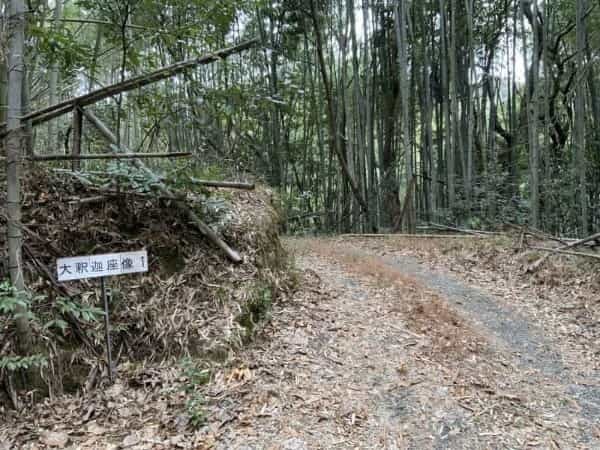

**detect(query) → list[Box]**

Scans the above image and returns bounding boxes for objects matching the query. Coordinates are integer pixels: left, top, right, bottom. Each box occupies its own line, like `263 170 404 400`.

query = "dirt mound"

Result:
0 168 294 401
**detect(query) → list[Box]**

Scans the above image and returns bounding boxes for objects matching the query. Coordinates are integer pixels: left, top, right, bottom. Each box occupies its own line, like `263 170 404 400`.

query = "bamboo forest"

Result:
1 0 600 448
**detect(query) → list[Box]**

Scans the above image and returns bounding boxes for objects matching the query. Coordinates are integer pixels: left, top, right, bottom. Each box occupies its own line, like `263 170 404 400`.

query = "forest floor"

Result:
2 235 600 449
212 236 600 449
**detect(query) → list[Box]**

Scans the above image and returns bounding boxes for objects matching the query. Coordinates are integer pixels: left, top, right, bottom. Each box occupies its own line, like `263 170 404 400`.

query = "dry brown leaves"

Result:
302 239 487 363
349 234 600 374
208 238 586 448
0 169 295 447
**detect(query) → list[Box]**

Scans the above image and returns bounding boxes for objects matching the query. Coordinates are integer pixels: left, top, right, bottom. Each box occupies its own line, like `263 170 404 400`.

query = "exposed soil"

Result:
2 235 599 449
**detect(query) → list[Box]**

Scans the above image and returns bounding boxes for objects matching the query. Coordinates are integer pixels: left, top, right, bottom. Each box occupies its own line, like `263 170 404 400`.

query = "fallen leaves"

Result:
39 431 69 448
226 367 253 385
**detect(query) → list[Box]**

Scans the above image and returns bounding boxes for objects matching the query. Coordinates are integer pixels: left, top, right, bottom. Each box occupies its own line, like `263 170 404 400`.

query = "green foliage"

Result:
0 281 28 315
185 393 207 429
31 25 92 76
179 358 211 429
0 281 48 372
180 357 211 393
0 355 48 372
237 283 273 334
56 298 104 324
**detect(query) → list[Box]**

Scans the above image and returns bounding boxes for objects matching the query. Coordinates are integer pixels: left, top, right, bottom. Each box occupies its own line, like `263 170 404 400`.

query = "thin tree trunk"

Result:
420 1 434 222
439 0 455 210
522 0 540 228
449 0 462 215
576 0 589 235
395 0 415 232
308 0 370 221
464 0 475 208
47 0 63 153
6 0 34 355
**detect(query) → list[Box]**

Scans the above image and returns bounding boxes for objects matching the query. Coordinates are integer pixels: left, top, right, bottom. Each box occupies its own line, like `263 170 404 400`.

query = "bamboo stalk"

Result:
0 39 259 137
190 179 255 190
53 169 253 189
55 18 147 30
529 246 600 261
72 106 83 170
340 234 487 239
30 152 191 161
527 231 600 272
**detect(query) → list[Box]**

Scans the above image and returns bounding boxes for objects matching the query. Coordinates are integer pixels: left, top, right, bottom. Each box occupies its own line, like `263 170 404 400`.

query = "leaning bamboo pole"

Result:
30 152 191 161
0 39 259 137
80 108 242 263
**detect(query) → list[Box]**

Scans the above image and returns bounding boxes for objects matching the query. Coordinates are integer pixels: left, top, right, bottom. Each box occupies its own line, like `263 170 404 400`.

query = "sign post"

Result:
100 277 114 382
57 250 148 383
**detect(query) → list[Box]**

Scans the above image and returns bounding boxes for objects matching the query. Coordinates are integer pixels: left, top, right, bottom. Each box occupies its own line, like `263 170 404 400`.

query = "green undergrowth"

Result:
236 280 274 339
179 357 211 429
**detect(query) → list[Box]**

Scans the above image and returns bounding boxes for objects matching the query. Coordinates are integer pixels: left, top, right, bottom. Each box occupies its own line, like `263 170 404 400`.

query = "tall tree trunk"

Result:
88 24 103 92
308 0 371 222
522 0 540 228
349 0 367 231
6 0 34 356
395 0 415 232
47 0 63 153
363 0 377 228
0 25 6 129
439 0 455 211
420 1 434 222
449 0 462 216
576 0 589 235
464 0 475 208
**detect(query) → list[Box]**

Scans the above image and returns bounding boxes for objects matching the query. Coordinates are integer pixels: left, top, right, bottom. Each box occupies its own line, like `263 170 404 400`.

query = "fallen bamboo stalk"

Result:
419 224 501 236
340 234 488 239
527 231 600 272
86 187 187 202
81 108 242 263
528 246 600 260
30 152 191 161
53 169 253 190
190 178 255 190
426 222 494 236
287 211 331 221
68 195 107 205
0 39 259 136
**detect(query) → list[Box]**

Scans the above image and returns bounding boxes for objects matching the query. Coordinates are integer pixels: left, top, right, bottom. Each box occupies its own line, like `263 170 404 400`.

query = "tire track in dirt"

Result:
375 250 600 425
214 238 596 449
340 239 600 446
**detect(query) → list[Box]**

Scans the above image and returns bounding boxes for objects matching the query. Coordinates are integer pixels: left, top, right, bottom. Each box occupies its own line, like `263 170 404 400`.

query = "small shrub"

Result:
179 358 211 429
237 283 273 335
186 393 207 429
0 281 48 373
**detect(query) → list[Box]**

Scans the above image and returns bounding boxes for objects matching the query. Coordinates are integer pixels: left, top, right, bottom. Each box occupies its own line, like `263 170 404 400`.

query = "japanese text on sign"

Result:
57 250 148 282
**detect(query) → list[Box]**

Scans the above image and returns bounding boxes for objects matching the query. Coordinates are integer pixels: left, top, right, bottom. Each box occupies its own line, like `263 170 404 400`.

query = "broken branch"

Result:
527 231 600 272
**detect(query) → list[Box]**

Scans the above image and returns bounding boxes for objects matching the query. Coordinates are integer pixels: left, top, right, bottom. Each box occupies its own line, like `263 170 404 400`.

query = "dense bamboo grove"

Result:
2 0 599 236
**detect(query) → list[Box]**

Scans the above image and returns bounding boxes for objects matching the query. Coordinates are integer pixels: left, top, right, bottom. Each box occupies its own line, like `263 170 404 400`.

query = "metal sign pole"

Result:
100 277 114 383
57 249 148 383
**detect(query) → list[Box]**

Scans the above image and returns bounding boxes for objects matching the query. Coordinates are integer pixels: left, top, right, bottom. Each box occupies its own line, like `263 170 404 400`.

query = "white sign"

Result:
57 250 148 282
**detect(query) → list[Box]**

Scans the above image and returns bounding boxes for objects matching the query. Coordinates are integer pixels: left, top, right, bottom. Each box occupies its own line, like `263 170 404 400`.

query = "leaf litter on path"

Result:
2 235 598 449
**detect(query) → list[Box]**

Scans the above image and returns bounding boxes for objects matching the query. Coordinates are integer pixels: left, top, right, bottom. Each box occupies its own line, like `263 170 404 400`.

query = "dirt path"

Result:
3 237 597 449
212 238 599 449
